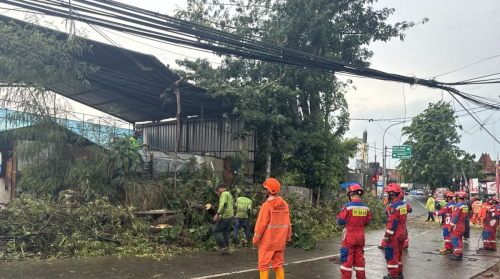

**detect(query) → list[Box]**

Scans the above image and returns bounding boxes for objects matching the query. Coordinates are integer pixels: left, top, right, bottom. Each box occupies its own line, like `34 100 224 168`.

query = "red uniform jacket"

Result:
337 199 372 246
384 199 412 238
450 202 468 232
436 201 456 228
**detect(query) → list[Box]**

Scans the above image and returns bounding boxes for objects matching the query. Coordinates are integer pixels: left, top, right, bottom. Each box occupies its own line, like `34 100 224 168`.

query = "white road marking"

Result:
188 234 427 279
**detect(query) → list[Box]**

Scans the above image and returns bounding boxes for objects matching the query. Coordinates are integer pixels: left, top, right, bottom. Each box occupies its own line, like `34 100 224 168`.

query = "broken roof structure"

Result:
0 14 227 124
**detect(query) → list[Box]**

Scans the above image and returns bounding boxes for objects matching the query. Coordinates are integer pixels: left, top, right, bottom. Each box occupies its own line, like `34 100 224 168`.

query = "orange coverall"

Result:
253 195 292 272
471 200 482 224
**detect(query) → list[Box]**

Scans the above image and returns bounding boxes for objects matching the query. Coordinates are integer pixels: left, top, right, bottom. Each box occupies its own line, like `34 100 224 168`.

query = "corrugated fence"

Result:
140 115 255 161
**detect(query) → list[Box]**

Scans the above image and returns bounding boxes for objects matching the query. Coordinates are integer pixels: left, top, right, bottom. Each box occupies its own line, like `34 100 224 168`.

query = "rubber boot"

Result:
439 248 452 254
378 245 385 249
275 268 285 279
383 275 398 279
260 271 269 279
449 255 462 261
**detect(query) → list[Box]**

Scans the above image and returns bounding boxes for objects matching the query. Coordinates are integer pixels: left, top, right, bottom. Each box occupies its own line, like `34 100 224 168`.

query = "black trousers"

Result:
427 211 435 221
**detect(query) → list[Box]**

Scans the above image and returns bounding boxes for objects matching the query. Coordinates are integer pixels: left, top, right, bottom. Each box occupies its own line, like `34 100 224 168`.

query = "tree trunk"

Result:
265 124 273 179
171 75 193 198
290 100 302 126
310 90 321 117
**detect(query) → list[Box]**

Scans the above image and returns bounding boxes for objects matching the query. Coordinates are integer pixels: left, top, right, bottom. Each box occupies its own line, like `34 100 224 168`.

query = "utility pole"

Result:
382 121 405 190
383 146 387 188
496 152 499 197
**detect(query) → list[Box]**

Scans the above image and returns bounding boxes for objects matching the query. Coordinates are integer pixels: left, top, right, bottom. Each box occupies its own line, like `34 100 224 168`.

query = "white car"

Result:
415 189 424 196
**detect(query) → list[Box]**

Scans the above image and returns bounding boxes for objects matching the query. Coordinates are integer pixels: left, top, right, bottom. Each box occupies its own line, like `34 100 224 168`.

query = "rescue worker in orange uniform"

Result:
383 183 412 279
471 197 482 224
434 191 456 253
253 178 291 279
336 183 372 279
480 196 500 251
478 197 493 227
449 190 468 261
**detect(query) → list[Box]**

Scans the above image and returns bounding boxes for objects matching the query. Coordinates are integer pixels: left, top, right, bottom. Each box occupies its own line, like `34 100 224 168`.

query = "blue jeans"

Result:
232 217 252 244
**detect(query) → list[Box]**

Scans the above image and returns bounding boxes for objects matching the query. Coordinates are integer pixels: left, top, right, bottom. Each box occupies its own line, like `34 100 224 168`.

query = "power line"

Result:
428 54 500 79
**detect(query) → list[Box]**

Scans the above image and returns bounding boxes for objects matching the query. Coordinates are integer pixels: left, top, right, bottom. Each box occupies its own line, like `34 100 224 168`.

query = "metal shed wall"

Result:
141 115 255 161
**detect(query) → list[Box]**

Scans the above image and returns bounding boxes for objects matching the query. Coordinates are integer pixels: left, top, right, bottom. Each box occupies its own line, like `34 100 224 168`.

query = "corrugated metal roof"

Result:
0 15 227 124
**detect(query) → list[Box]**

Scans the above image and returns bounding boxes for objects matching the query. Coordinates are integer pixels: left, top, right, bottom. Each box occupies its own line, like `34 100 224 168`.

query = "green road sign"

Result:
392 145 411 159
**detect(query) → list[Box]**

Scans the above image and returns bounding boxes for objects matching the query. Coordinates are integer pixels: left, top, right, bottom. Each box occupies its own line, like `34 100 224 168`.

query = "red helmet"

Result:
398 192 404 198
456 190 467 199
347 184 364 196
263 178 280 194
385 183 402 193
445 191 455 198
492 197 499 203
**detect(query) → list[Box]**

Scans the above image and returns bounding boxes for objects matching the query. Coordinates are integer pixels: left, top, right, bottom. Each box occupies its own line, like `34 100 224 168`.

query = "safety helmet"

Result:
347 184 364 196
492 197 499 203
445 191 455 198
385 183 402 193
263 178 280 195
398 192 404 198
456 190 467 199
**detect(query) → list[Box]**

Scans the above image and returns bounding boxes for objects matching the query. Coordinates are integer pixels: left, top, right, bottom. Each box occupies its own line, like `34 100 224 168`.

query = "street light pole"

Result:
382 121 406 190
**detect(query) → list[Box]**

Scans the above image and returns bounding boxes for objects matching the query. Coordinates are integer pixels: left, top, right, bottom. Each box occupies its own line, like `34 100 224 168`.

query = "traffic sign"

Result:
392 145 411 159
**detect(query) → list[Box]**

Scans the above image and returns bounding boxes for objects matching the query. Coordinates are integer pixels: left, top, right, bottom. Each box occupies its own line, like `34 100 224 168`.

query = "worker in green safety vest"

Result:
129 131 144 149
233 189 253 245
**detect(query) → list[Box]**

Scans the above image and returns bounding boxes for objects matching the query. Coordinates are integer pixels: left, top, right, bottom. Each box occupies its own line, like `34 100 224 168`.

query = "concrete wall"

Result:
0 179 10 206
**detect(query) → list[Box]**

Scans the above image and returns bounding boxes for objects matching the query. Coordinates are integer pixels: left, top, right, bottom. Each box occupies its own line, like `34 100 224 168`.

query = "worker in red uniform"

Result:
253 178 291 279
380 192 409 251
480 196 500 251
434 191 456 253
337 183 372 279
383 183 412 279
449 190 468 261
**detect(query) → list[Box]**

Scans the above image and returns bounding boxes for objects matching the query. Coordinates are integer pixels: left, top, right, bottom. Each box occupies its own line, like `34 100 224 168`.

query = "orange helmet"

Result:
445 191 455 198
263 178 280 195
456 190 467 199
385 183 402 193
347 184 364 196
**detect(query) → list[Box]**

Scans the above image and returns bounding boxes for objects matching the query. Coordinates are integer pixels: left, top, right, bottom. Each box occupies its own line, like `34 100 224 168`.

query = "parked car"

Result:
416 189 424 196
433 188 450 210
410 190 417 195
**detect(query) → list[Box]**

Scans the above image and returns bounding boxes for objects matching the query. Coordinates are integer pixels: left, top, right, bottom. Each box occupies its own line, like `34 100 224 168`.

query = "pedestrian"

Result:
383 183 412 279
337 183 372 279
253 178 291 279
480 196 500 251
213 184 234 255
425 194 435 222
448 190 468 261
434 191 456 254
232 189 253 245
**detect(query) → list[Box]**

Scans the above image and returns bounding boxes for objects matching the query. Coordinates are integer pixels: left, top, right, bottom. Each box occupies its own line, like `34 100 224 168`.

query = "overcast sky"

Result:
1 0 499 169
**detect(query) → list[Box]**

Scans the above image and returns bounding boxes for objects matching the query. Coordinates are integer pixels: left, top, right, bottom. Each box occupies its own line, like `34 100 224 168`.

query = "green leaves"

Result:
398 101 476 190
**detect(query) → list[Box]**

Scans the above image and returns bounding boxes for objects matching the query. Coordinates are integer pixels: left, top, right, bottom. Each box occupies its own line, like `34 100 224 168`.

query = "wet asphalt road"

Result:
1 195 498 279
